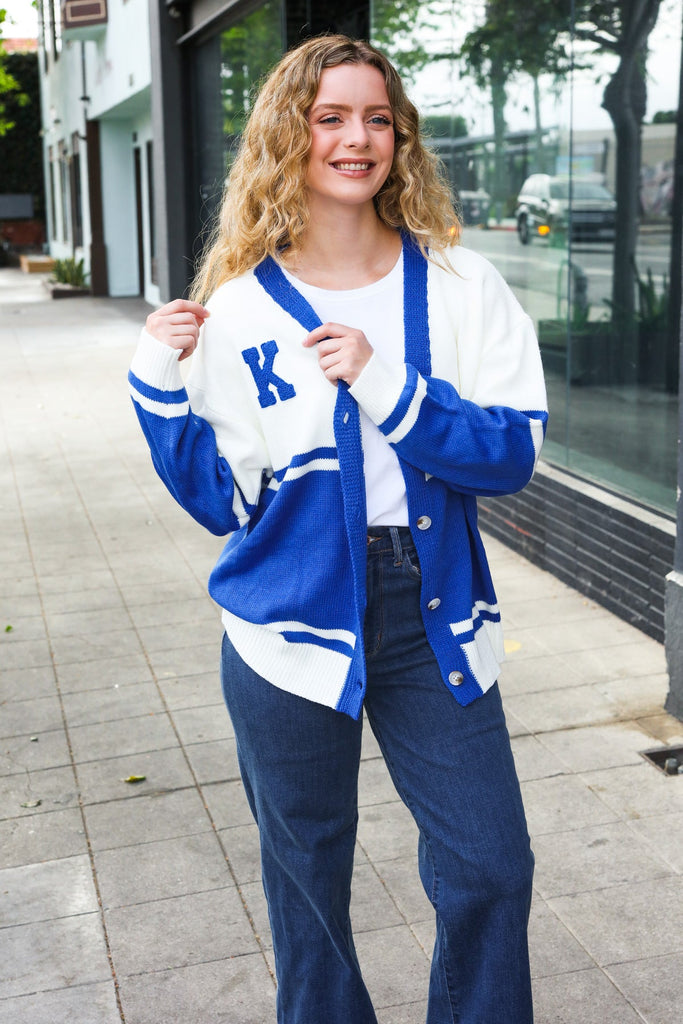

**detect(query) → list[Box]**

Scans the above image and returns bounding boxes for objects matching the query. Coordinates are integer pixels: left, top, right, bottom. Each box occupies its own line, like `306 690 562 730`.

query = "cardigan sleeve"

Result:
348 259 548 498
128 316 269 536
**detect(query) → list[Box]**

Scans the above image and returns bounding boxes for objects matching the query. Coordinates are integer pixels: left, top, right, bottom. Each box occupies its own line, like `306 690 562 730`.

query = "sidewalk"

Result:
1 266 682 1024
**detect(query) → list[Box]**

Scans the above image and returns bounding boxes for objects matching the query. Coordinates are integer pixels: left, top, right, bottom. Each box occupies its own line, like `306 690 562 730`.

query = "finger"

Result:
158 298 210 319
303 322 350 347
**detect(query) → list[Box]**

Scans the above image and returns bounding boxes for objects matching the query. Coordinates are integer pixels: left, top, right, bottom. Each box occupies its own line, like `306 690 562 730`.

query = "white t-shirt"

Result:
281 253 409 526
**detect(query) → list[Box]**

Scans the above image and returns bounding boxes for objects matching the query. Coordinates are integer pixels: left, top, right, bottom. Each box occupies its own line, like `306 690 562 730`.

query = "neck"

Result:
284 201 402 289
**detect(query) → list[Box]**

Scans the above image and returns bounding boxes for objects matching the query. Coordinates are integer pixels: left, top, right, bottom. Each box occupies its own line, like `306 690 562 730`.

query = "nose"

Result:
344 115 371 149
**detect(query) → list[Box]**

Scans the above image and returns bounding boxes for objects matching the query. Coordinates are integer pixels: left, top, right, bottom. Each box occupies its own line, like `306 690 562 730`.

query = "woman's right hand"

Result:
145 299 210 362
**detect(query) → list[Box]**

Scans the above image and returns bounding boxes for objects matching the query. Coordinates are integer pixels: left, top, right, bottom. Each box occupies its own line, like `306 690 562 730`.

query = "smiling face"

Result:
305 63 395 216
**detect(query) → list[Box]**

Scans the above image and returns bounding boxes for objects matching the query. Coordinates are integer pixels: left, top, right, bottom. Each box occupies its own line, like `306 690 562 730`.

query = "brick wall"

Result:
478 462 676 643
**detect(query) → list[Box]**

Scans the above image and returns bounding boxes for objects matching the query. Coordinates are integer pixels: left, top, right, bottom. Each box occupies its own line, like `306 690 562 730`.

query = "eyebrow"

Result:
309 103 393 115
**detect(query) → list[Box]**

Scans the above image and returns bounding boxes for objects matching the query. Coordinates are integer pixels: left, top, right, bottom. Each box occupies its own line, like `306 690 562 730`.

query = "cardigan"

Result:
128 235 548 719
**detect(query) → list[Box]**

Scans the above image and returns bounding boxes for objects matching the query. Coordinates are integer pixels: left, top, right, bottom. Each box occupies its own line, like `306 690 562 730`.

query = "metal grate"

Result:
640 746 683 776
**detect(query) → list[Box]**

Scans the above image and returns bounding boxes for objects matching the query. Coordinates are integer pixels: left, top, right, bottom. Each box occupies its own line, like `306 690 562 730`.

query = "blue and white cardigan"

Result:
129 237 548 718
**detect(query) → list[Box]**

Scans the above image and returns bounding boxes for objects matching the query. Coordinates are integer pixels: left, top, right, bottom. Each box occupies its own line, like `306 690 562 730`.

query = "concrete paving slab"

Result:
75 746 196 805
608 953 683 1024
104 888 259 975
217 823 262 885
537 720 657 772
509 733 567 781
531 820 673 898
350 861 406 934
198 780 254 831
521 773 619 836
183 736 241 784
527 899 593 979
373 854 431 924
159 672 224 710
628 811 683 872
0 806 87 868
93 832 231 908
531 968 644 1024
357 799 420 863
549 876 683 965
54 650 154 692
116 955 277 1024
84 787 212 852
354 924 431 1010
146 642 220 681
0 764 79 821
60 680 165 729
581 762 683 819
0 693 64 737
0 727 71 776
0 914 112 1000
67 711 178 764
0 855 98 926
170 703 234 745
0 979 120 1024
0 664 57 702
505 683 621 732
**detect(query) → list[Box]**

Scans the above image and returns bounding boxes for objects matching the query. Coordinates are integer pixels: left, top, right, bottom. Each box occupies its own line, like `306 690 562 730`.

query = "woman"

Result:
129 34 547 1024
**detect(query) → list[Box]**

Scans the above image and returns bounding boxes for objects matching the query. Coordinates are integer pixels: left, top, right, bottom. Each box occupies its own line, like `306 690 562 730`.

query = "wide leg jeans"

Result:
220 527 534 1024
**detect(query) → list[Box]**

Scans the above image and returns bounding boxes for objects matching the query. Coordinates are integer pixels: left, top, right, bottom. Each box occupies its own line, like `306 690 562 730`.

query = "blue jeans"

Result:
221 526 534 1024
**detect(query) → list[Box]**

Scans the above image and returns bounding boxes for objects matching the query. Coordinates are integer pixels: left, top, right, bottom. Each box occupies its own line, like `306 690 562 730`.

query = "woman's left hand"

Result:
303 322 373 386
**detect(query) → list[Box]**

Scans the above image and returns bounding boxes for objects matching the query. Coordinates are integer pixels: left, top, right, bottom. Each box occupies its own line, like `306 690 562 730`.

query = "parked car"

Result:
455 188 491 227
515 173 616 244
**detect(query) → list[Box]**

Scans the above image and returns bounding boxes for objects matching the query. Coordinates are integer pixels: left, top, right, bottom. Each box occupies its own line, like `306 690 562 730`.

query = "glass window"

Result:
190 1 284 244
372 0 681 516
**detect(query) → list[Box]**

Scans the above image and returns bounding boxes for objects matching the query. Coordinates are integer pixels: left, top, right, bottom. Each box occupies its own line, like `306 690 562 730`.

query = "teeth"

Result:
335 162 371 170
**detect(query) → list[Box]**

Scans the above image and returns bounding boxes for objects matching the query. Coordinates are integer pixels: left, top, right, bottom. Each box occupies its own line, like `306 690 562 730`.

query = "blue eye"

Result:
369 115 392 126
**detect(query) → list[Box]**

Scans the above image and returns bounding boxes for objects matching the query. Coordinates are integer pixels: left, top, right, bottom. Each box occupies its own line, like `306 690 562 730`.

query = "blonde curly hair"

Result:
191 34 460 303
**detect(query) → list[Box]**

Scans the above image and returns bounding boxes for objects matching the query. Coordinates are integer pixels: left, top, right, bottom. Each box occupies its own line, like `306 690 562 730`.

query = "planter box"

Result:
43 280 91 299
538 319 613 386
20 254 56 274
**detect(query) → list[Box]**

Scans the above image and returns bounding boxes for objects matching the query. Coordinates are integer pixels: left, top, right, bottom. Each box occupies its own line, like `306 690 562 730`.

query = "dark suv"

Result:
515 173 616 244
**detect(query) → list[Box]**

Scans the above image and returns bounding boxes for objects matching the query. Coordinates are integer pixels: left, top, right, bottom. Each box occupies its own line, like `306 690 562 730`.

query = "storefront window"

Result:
372 0 681 516
191 1 284 241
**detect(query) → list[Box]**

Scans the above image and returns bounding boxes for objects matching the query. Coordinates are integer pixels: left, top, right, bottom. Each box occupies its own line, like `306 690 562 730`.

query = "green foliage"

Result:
51 258 89 287
652 110 676 123
421 113 468 139
220 2 283 139
371 0 442 82
0 7 30 137
459 0 573 88
635 266 669 331
0 51 44 217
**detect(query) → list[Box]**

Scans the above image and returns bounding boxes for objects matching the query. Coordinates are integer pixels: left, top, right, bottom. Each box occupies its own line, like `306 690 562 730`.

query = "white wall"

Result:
99 119 139 296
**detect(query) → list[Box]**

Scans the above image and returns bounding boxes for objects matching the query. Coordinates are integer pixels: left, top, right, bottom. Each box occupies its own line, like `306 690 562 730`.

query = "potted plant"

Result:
45 257 90 298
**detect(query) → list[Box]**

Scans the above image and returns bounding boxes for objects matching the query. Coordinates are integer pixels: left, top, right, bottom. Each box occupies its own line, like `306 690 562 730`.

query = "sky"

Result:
1 0 38 37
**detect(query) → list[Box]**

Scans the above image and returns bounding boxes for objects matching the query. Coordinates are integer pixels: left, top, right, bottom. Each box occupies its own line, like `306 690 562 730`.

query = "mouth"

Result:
331 161 374 171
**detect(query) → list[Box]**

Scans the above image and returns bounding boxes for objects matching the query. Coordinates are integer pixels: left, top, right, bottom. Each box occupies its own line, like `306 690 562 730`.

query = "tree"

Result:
573 1 663 376
458 1 572 219
0 6 28 137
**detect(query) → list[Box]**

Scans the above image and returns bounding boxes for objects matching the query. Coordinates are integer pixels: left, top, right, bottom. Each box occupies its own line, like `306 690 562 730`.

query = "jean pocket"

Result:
402 547 421 580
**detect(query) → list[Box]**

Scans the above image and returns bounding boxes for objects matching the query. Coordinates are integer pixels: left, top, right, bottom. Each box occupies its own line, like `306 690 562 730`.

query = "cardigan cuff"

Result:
129 329 184 392
348 351 411 429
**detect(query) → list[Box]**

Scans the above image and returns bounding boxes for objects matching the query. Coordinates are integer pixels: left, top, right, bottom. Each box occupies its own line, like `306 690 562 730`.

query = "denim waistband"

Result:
366 525 415 561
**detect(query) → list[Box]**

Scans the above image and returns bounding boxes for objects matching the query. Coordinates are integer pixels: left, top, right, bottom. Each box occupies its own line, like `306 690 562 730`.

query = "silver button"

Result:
427 598 441 610
449 671 464 686
416 515 432 530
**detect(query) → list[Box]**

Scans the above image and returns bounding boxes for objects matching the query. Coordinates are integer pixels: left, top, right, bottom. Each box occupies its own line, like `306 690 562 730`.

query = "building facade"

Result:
37 0 683 715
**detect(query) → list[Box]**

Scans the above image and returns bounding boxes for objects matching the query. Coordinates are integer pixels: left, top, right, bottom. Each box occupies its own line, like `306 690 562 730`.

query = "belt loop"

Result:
389 526 403 566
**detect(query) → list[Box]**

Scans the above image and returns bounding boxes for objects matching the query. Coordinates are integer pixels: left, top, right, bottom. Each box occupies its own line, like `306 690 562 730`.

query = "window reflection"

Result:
371 0 680 515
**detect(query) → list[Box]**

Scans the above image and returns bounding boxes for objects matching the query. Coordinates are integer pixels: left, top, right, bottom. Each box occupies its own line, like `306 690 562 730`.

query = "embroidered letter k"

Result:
241 341 297 408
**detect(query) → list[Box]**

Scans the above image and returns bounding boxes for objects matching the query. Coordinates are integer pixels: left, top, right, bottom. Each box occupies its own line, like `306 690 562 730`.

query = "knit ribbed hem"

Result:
129 329 184 392
348 352 411 429
221 610 352 710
